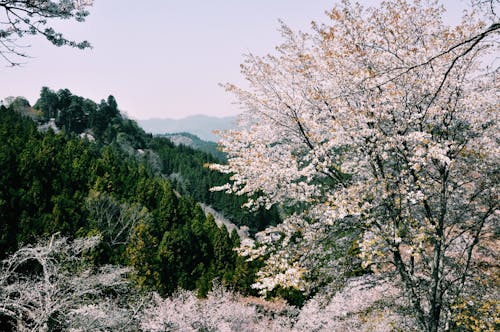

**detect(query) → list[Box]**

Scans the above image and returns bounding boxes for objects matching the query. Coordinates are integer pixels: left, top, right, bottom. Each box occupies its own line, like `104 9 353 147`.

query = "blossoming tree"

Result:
0 235 131 331
0 0 93 66
210 1 499 330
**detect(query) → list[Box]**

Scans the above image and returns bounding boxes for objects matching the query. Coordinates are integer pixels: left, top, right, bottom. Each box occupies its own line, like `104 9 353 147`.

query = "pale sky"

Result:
0 1 468 120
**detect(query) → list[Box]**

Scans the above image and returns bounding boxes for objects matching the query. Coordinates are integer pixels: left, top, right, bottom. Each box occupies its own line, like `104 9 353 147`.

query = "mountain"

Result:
1 89 275 302
25 87 277 234
159 132 226 161
138 115 237 142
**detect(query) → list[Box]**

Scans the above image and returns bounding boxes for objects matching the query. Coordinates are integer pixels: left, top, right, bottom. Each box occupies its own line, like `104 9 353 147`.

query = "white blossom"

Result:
211 1 499 330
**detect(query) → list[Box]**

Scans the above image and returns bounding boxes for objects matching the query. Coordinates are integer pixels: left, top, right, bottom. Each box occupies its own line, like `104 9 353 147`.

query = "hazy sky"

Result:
0 1 467 120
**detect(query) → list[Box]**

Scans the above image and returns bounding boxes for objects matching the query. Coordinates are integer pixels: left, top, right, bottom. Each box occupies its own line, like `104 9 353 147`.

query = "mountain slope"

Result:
0 96 260 299
158 132 226 161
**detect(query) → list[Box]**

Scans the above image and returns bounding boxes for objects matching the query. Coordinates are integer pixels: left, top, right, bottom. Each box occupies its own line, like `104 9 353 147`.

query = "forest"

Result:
0 89 280 330
0 0 499 331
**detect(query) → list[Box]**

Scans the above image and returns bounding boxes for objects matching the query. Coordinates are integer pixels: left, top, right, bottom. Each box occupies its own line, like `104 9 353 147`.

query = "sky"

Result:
0 0 468 120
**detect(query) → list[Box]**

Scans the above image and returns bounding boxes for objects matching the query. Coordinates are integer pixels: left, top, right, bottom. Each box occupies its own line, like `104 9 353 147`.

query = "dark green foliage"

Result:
35 87 59 119
151 136 280 234
34 87 126 143
33 87 279 233
0 106 112 254
0 105 39 253
226 234 263 296
269 287 307 307
0 94 263 298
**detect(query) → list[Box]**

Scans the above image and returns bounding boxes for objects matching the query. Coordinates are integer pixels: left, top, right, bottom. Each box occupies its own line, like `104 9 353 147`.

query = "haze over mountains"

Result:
138 115 238 142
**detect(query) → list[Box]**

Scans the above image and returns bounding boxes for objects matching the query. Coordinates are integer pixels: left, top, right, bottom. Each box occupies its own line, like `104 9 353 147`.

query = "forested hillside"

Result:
0 93 265 304
29 87 280 234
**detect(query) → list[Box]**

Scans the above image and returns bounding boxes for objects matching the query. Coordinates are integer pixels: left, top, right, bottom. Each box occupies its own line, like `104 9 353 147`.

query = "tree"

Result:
211 1 499 331
0 0 93 66
0 234 130 331
125 210 161 291
34 87 59 119
293 275 416 331
3 96 29 110
139 286 295 332
85 190 148 265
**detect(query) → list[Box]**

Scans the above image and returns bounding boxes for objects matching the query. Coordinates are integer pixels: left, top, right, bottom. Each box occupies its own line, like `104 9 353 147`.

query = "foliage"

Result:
32 86 279 233
0 0 93 66
0 100 261 299
0 241 437 332
0 244 426 332
211 1 499 331
293 275 417 331
34 87 122 139
152 136 280 233
449 273 500 331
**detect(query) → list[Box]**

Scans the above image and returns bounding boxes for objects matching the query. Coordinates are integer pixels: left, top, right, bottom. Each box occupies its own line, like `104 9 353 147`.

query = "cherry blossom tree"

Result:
139 277 420 332
140 285 296 332
0 234 131 331
293 275 417 331
211 1 499 331
0 0 93 66
66 297 144 332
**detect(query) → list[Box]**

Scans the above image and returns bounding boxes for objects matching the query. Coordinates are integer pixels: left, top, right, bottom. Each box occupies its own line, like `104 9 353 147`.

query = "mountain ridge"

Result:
158 132 226 161
138 114 238 142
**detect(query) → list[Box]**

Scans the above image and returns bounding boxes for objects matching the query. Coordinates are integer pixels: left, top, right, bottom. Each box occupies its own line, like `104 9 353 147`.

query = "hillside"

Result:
0 89 276 305
27 87 279 233
159 132 226 161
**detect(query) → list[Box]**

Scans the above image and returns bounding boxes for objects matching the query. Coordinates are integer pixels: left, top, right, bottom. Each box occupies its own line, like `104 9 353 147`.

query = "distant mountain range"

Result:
138 115 238 142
